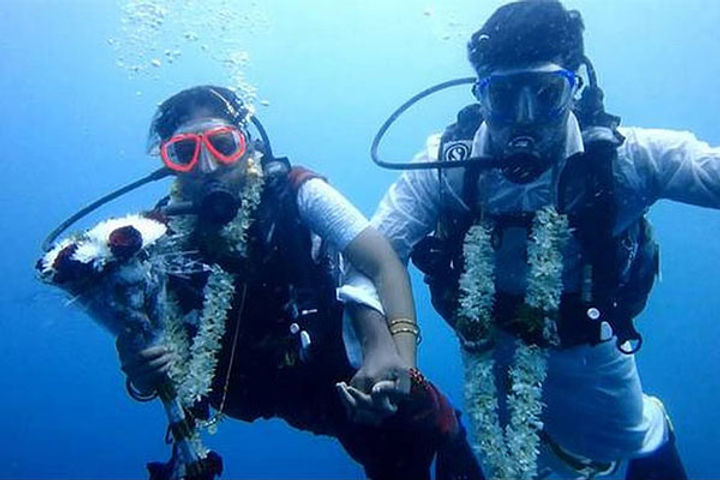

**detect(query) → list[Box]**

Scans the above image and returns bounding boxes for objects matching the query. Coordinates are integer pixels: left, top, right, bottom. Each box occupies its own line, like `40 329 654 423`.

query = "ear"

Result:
473 82 492 121
471 80 482 101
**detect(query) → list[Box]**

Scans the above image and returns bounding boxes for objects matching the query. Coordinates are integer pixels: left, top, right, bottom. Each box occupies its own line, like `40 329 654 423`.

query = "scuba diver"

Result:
348 0 720 478
109 85 483 480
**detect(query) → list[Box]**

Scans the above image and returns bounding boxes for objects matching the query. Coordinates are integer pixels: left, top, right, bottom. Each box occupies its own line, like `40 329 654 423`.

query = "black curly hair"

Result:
468 0 585 78
147 85 250 152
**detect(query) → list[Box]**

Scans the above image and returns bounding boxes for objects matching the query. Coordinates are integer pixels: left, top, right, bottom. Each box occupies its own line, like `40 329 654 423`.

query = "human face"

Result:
477 63 578 182
165 118 250 200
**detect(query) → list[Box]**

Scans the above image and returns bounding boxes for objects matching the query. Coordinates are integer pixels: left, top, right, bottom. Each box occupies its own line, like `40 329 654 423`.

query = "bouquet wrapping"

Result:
37 214 223 480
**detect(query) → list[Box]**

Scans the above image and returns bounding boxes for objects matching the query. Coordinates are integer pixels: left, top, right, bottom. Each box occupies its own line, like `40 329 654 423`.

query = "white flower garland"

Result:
457 223 496 339
164 291 192 390
526 207 569 347
219 156 264 256
161 155 264 413
173 265 235 407
459 205 569 480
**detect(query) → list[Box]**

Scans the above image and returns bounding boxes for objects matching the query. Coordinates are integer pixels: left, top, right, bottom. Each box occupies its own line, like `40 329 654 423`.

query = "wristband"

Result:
126 378 159 402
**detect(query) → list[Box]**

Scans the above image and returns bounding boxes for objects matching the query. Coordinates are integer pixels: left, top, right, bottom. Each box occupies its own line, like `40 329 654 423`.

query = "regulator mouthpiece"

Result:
199 182 239 226
500 136 548 184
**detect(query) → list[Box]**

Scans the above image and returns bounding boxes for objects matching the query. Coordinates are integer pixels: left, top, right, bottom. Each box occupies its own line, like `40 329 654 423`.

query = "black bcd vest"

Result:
411 104 659 353
169 158 344 368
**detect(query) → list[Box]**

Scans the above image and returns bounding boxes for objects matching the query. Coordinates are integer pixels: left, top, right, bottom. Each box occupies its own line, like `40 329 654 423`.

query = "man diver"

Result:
347 0 720 478
116 85 483 480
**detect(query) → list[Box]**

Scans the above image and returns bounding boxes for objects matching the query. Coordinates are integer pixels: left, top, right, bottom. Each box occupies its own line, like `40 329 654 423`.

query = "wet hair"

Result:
468 0 585 77
147 85 250 152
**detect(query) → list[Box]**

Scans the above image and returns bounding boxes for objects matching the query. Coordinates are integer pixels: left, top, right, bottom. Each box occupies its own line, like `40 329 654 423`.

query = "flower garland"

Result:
169 265 235 408
459 205 569 480
219 155 264 257
456 223 496 343
161 154 264 413
163 291 192 390
526 207 568 347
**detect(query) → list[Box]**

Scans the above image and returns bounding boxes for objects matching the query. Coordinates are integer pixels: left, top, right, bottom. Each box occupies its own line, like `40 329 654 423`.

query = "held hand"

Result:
337 348 411 425
349 347 411 396
116 333 174 395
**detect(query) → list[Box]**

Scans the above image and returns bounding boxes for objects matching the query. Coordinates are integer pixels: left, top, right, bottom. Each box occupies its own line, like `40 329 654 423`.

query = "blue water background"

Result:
1 0 719 478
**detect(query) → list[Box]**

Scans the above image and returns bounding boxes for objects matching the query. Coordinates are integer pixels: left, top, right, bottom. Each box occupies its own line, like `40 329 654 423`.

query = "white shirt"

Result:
342 114 720 463
296 177 370 252
371 114 720 294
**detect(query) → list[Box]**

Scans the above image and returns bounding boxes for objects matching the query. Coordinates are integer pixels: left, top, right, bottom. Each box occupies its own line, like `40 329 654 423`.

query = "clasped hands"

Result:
336 347 412 426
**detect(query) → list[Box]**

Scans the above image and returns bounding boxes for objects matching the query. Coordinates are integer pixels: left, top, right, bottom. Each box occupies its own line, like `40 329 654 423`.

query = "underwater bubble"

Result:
112 0 269 106
183 31 199 41
422 4 475 43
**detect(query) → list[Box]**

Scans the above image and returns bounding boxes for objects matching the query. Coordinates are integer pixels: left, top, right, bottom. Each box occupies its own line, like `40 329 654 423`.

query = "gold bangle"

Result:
389 323 422 345
389 318 417 327
390 327 419 336
389 321 419 334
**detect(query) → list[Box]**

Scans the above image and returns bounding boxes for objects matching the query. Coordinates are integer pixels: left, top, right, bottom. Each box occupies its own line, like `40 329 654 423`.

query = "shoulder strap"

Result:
559 127 647 352
261 160 339 289
252 159 313 282
438 103 485 223
438 103 483 164
559 127 623 240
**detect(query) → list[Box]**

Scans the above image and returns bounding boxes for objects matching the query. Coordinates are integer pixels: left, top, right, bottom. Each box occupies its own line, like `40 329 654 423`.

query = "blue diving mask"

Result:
474 67 578 125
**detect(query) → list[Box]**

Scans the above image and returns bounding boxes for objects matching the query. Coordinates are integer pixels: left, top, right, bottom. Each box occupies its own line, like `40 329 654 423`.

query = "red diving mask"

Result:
160 125 247 173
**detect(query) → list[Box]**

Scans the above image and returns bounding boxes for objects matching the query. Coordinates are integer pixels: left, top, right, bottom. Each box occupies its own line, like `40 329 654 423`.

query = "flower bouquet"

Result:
36 214 226 480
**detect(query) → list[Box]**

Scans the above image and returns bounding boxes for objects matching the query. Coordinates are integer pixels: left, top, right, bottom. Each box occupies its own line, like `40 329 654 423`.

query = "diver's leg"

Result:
435 410 486 480
332 403 434 480
625 403 687 480
625 430 687 480
541 343 661 465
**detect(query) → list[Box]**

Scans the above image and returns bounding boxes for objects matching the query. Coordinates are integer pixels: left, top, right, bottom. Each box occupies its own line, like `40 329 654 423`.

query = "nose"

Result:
515 87 536 124
197 145 219 174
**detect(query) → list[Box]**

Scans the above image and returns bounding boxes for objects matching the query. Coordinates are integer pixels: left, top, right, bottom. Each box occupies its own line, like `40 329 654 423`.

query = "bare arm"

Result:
343 226 418 366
